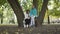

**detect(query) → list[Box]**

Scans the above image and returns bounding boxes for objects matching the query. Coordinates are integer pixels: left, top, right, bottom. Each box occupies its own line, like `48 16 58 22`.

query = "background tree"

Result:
48 0 60 23
0 6 3 24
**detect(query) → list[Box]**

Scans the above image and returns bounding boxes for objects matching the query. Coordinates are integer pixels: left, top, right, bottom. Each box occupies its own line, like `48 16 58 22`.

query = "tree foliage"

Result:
48 0 60 17
0 0 7 6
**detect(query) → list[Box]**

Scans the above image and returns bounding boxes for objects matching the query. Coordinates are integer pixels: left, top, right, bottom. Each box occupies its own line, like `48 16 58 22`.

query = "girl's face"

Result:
26 11 29 14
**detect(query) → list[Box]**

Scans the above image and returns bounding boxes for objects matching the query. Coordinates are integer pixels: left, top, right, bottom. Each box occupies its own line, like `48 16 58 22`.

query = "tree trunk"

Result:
7 0 24 27
48 15 50 24
1 17 3 24
37 0 49 26
1 11 3 24
1 15 3 24
47 7 50 24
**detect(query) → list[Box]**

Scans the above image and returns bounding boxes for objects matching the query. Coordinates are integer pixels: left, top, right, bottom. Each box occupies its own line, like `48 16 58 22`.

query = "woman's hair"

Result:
26 10 30 14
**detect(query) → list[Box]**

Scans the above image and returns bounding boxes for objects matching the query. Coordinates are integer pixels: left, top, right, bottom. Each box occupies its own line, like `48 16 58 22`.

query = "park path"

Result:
0 25 60 34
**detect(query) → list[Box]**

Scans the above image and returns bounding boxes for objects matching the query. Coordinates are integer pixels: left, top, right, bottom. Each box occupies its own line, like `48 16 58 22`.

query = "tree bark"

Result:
37 0 49 26
7 0 24 27
48 15 50 24
1 13 3 24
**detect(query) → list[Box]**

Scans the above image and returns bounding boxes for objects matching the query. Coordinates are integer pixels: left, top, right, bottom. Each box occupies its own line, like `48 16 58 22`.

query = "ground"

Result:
0 24 60 34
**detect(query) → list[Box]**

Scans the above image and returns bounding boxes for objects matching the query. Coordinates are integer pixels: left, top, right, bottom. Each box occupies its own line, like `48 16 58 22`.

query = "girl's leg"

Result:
26 25 28 28
30 16 33 27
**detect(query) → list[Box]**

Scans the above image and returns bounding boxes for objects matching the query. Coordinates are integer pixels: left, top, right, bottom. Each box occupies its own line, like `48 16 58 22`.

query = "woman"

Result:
29 5 38 27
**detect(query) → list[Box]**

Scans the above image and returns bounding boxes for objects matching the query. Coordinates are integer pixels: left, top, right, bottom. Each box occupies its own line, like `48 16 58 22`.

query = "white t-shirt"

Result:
24 13 30 19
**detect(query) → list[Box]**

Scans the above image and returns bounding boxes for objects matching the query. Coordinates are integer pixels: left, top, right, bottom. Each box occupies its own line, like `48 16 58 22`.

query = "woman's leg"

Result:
30 16 35 27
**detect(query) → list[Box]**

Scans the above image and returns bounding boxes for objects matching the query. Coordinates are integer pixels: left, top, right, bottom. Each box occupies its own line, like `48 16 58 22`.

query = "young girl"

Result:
23 10 31 28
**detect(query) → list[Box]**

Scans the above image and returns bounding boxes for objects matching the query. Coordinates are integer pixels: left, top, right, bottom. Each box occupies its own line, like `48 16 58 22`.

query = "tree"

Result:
0 6 3 24
7 0 24 27
1 7 3 24
47 11 50 24
46 7 50 24
37 0 49 26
